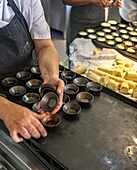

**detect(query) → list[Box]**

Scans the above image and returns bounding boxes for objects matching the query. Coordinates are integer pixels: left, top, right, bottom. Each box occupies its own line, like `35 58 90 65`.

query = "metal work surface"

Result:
0 67 137 170
0 121 47 170
30 91 137 170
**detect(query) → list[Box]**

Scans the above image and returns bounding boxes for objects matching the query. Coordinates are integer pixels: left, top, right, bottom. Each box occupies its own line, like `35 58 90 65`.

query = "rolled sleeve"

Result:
0 0 51 38
30 0 51 39
31 18 51 39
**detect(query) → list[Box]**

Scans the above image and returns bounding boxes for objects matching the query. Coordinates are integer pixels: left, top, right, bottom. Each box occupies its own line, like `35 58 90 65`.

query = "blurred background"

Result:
41 0 121 62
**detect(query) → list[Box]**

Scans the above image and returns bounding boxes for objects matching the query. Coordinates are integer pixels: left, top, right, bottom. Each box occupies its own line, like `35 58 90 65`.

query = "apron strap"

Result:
7 0 29 31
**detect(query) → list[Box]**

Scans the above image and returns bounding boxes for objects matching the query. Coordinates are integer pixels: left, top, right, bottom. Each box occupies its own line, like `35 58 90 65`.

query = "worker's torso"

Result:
0 0 36 78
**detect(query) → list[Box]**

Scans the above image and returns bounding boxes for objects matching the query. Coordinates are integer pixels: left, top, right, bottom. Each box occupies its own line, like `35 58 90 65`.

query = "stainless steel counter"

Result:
0 121 46 170
1 66 137 169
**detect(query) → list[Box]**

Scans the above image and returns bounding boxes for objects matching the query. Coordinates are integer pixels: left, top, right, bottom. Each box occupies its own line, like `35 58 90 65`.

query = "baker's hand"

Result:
2 101 47 143
43 77 64 115
92 0 111 7
111 0 122 8
92 0 122 8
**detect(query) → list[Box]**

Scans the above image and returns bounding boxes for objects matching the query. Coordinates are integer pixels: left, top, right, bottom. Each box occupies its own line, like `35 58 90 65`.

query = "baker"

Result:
0 0 64 142
62 0 122 56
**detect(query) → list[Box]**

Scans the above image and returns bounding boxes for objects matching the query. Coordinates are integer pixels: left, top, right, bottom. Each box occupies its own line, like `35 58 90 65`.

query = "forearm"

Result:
0 97 12 121
36 43 59 82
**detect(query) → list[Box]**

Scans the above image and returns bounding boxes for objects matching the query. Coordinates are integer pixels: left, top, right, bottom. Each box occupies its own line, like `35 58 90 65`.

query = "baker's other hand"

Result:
93 0 122 8
1 100 47 143
112 0 122 8
93 0 111 7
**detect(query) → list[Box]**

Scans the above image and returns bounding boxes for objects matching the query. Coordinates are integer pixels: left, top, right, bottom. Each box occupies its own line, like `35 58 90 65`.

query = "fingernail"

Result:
59 90 63 94
43 132 47 137
58 90 61 93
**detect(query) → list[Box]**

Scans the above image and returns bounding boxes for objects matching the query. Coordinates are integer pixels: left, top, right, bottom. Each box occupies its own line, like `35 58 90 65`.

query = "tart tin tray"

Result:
0 69 42 109
77 24 137 60
1 66 137 170
25 82 137 170
93 39 137 60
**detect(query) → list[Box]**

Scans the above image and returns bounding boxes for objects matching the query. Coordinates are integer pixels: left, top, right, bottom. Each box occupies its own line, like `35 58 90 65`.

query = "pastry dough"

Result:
75 65 86 74
98 66 115 75
89 67 136 89
120 82 129 94
107 79 120 91
86 71 101 83
128 89 133 95
125 72 137 82
132 87 137 98
117 72 126 79
100 76 109 86
115 56 134 68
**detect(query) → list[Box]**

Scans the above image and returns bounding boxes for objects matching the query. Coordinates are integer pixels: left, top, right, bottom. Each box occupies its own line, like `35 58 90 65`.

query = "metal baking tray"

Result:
1 66 137 170
23 67 137 170
92 39 137 60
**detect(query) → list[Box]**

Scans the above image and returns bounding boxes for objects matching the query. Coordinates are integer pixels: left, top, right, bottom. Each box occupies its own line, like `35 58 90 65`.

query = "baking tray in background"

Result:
92 39 137 61
77 22 137 61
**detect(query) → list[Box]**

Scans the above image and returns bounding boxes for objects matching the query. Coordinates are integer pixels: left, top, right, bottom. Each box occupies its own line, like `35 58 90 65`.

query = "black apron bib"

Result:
0 0 36 78
66 4 105 55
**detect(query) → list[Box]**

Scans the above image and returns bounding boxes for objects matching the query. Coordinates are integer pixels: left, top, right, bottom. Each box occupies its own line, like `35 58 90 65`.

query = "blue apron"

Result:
0 0 36 79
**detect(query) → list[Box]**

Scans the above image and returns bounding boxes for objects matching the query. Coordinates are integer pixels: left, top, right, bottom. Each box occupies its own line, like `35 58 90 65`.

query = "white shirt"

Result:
119 0 137 22
0 0 51 39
